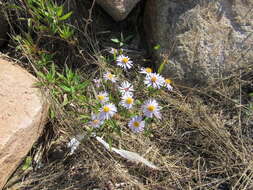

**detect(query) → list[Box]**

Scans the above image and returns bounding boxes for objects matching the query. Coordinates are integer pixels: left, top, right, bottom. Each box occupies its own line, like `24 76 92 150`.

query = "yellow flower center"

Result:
151 77 157 82
93 119 99 124
133 121 140 128
146 68 152 73
103 106 110 112
165 79 172 84
98 95 105 101
108 73 113 79
126 97 133 105
147 105 155 112
122 57 129 64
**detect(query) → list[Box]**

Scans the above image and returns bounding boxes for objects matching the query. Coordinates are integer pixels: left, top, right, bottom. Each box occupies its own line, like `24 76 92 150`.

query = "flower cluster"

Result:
140 68 173 91
89 49 173 134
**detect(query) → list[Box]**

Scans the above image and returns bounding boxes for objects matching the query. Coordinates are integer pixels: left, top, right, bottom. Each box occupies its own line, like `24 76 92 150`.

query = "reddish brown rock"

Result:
0 57 48 189
96 0 141 21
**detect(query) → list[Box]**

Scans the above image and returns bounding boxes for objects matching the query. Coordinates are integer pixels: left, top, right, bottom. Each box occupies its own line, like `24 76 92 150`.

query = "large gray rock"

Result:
144 0 253 86
96 0 141 21
0 8 8 47
0 57 49 189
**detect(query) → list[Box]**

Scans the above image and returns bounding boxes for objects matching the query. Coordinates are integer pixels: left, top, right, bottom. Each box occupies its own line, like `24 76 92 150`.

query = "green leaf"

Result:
62 95 69 106
38 25 48 31
58 25 74 39
50 109 56 119
153 44 161 50
76 83 85 90
111 38 120 43
249 92 253 97
60 85 72 92
107 137 113 151
22 156 32 170
158 62 165 74
33 81 43 87
70 86 75 93
79 114 90 120
114 125 122 137
36 71 46 80
135 100 142 105
80 80 90 89
59 11 73 21
6 4 23 10
56 6 63 17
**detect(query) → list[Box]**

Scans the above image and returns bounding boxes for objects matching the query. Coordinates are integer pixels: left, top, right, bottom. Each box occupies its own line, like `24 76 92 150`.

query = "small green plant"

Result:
58 24 75 40
36 53 54 68
37 63 57 85
12 0 76 73
25 0 74 39
158 54 169 74
111 33 134 48
57 66 90 98
13 33 39 55
153 44 161 50
22 156 32 170
35 62 90 109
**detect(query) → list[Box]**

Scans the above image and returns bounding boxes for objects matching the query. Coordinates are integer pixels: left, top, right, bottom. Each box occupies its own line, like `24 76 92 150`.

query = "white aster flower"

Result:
97 91 109 104
128 116 145 133
104 72 117 83
144 72 165 89
140 67 153 75
164 79 173 91
142 99 161 119
116 55 133 70
93 78 101 88
89 113 104 128
118 81 134 95
99 103 117 120
120 93 134 109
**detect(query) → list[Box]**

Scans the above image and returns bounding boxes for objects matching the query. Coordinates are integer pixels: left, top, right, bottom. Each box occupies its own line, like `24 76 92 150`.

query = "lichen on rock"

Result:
144 0 253 86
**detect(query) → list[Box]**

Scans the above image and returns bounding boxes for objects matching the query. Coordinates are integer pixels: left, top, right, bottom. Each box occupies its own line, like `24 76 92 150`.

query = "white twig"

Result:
67 133 158 169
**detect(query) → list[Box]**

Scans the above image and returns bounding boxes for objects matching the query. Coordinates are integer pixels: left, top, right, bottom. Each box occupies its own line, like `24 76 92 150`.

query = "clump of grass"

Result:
24 0 74 39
